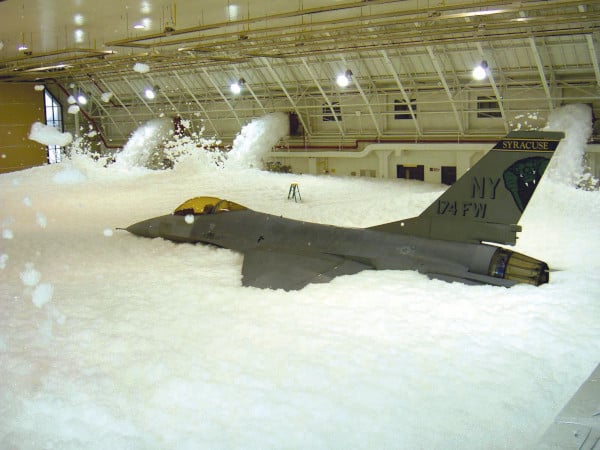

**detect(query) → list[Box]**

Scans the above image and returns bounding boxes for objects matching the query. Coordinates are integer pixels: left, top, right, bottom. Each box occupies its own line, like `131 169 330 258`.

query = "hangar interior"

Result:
0 0 599 180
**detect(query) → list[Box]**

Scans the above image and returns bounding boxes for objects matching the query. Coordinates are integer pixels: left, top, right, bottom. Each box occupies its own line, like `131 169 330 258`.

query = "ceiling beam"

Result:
301 58 344 136
427 46 464 134
146 74 180 117
172 72 219 137
233 69 266 114
262 58 311 136
79 80 129 140
340 58 382 137
96 79 139 131
122 77 155 114
529 37 554 111
380 50 422 136
586 33 600 89
202 68 242 127
476 42 509 133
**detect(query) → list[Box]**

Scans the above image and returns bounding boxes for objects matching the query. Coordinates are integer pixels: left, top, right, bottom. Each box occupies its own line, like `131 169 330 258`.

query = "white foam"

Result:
32 283 53 308
19 263 41 287
28 122 73 147
229 112 288 168
545 104 593 185
0 104 598 449
101 92 114 102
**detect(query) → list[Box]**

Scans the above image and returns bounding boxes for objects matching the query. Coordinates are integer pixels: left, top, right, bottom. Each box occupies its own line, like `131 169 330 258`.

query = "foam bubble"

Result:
32 283 53 308
20 263 41 287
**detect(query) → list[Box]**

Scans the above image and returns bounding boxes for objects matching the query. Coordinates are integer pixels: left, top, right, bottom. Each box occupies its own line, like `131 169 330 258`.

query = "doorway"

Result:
396 164 424 181
441 166 457 185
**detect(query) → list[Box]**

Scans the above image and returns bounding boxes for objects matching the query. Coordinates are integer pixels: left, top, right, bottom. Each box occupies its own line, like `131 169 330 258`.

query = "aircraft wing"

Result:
241 248 372 290
537 363 600 449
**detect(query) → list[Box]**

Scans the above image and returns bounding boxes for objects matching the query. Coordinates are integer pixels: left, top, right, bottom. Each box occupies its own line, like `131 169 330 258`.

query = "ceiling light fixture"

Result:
336 69 353 88
230 78 245 95
472 60 488 81
74 29 85 43
18 32 28 52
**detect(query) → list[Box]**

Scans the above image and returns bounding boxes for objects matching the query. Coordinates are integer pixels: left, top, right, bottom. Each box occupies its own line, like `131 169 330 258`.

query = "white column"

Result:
308 157 318 175
376 150 393 178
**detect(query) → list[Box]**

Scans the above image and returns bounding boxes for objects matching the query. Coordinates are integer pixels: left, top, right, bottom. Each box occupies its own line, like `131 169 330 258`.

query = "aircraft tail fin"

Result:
371 130 565 245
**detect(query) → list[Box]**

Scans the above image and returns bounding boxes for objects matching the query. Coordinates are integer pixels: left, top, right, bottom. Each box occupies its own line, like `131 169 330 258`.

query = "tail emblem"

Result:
502 157 550 212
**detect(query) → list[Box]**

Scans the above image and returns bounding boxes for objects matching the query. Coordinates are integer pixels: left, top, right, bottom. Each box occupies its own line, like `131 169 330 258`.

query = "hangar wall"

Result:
0 84 46 174
93 88 560 146
76 80 599 183
268 143 491 183
269 143 600 182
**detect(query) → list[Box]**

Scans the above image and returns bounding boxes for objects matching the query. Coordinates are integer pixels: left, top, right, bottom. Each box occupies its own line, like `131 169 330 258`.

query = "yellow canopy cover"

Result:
173 196 247 216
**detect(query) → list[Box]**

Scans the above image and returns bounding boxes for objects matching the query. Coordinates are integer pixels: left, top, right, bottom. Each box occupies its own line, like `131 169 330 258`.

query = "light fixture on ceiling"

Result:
472 60 488 81
336 69 353 88
144 86 159 99
230 78 245 95
227 4 239 21
141 1 151 14
134 23 145 30
18 31 29 52
74 29 85 44
77 93 87 105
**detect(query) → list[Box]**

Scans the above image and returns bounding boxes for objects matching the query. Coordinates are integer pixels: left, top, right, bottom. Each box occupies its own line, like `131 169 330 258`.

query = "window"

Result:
322 102 342 122
44 90 64 163
477 96 501 118
394 99 416 120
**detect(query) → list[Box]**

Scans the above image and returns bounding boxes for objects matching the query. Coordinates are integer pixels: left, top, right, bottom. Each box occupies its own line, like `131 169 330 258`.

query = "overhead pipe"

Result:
50 79 121 149
3 8 597 81
174 11 600 59
106 0 402 47
106 0 593 50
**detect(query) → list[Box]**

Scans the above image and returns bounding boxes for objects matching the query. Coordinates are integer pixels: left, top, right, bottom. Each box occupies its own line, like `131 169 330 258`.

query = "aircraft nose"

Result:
125 217 161 238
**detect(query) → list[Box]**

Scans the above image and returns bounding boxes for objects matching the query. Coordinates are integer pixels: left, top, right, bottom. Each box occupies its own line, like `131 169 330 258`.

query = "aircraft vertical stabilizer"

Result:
370 131 565 245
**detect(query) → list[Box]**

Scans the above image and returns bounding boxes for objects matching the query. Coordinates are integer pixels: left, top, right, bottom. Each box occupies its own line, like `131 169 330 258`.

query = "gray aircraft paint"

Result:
125 130 565 290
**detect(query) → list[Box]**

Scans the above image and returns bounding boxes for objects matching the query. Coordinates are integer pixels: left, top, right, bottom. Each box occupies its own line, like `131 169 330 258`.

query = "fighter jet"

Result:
125 130 564 290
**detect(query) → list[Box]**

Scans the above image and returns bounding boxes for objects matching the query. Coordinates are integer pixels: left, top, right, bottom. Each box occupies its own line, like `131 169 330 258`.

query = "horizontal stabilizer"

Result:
242 248 371 290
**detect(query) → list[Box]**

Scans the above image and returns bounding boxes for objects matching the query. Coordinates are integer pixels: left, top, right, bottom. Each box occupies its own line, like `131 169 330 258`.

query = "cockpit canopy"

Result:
173 196 248 216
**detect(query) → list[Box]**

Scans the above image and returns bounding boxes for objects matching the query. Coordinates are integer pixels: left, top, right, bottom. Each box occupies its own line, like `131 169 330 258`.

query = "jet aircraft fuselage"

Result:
125 130 564 290
127 208 497 277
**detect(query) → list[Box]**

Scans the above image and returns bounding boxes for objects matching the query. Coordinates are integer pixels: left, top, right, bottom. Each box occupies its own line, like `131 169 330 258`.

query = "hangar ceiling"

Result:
0 0 599 145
